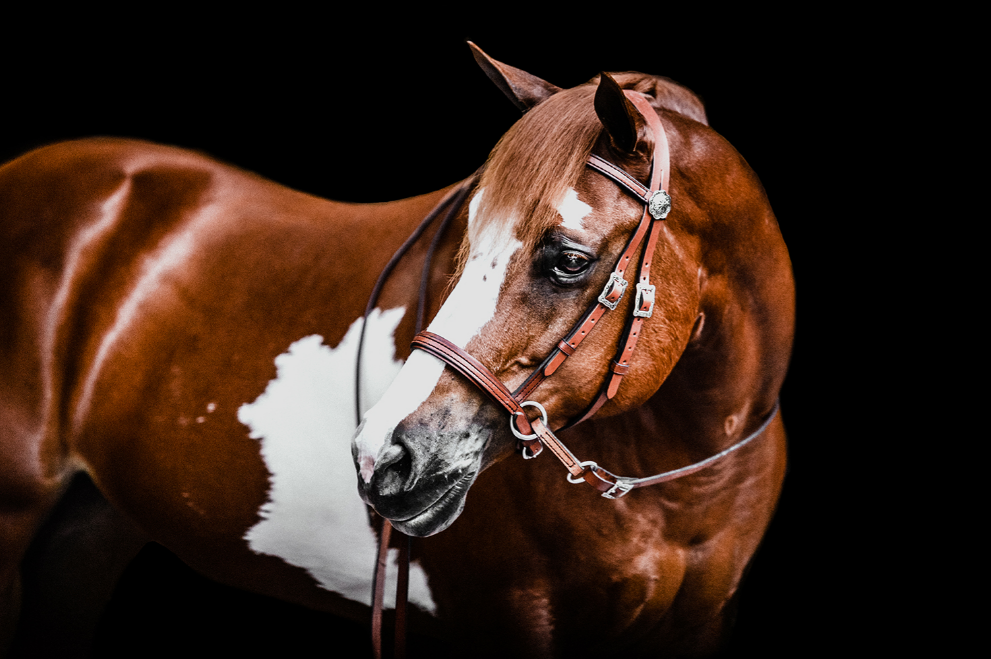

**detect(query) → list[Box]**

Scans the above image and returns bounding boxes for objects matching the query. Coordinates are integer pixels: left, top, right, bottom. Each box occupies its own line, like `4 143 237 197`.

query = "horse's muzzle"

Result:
355 429 479 537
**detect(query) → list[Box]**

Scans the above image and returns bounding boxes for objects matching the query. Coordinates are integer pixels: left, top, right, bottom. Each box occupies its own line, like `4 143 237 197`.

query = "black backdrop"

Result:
5 11 889 658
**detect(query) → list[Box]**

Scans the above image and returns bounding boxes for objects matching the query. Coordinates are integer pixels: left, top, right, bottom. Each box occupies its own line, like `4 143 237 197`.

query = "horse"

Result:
0 43 793 657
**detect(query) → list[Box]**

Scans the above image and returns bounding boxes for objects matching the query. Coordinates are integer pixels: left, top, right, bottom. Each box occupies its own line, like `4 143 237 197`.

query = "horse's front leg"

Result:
7 473 148 658
0 458 66 657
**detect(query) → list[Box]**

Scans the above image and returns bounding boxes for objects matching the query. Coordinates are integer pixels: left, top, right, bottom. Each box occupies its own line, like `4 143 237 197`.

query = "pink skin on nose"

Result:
360 456 375 483
354 189 523 485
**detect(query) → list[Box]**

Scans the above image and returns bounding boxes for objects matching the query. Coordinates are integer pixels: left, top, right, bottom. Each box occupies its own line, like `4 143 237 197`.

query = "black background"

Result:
4 9 897 658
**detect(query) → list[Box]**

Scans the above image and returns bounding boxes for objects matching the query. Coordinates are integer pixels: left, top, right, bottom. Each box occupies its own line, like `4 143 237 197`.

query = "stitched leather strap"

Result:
411 331 535 436
522 92 671 427
411 329 780 497
572 400 780 496
370 519 392 659
572 92 669 421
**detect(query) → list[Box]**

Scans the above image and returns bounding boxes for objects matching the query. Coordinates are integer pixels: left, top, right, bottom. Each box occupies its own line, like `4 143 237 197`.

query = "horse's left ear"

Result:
594 72 648 155
469 42 561 112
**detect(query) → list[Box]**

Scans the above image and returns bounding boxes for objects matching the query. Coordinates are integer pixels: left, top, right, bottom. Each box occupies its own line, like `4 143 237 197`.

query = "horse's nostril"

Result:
373 441 413 497
377 442 405 470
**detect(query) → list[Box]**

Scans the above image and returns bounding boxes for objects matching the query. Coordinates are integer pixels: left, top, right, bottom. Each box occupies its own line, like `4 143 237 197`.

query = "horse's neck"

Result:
644 140 792 459
648 310 770 458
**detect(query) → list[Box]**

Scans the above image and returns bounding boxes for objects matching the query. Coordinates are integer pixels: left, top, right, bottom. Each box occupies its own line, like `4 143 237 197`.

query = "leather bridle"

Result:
360 90 779 659
410 91 779 499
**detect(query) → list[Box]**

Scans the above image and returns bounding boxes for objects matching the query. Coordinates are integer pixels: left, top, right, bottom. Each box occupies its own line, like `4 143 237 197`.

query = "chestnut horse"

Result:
0 45 793 657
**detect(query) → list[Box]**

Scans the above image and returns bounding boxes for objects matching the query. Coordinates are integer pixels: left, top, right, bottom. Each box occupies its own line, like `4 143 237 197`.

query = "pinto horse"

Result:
0 44 793 657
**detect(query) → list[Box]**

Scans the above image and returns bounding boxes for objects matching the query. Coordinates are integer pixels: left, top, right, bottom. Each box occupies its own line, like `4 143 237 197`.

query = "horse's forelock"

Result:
459 86 601 273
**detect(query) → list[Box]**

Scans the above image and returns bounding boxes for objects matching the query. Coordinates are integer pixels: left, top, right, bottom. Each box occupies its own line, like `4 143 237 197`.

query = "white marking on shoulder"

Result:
237 308 436 613
353 189 522 477
557 187 592 232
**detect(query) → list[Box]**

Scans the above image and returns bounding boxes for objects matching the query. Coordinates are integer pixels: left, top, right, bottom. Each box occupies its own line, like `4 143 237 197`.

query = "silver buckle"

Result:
602 480 634 499
597 272 628 310
633 283 655 318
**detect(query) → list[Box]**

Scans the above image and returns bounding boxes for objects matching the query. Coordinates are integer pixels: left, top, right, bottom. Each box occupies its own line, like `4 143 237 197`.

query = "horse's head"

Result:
352 48 703 536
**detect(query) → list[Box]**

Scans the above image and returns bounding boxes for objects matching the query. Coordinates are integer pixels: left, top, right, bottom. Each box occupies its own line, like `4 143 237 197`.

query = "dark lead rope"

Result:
356 175 476 659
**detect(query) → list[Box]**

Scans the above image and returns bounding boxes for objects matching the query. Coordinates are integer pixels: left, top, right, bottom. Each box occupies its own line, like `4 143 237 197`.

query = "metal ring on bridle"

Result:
567 461 599 484
509 401 549 440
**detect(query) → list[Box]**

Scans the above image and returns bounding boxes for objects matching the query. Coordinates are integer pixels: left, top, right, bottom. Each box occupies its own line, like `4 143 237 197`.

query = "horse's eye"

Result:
540 237 595 286
557 252 590 274
550 251 592 283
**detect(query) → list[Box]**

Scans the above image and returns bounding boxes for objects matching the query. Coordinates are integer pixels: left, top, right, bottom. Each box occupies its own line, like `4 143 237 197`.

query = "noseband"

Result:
410 91 779 498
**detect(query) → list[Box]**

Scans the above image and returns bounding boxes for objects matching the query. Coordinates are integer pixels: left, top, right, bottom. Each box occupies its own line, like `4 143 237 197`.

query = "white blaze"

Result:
352 189 522 480
557 187 592 232
237 308 436 612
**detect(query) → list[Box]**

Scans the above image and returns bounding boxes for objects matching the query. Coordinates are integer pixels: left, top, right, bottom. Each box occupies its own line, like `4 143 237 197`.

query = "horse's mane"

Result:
461 73 706 271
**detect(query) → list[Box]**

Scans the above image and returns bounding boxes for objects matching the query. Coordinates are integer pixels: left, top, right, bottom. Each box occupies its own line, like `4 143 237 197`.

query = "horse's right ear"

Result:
469 42 561 112
594 72 648 156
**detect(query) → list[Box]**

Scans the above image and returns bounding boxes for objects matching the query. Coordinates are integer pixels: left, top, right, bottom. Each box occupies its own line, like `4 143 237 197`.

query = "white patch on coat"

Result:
352 190 522 480
557 187 592 232
237 308 436 613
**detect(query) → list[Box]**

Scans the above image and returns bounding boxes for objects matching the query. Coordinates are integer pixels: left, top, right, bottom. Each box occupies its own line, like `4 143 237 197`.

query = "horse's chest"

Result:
580 534 687 620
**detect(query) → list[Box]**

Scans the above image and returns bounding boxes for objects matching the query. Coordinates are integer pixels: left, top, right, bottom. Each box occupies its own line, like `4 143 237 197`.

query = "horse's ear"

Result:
594 72 647 155
469 42 561 112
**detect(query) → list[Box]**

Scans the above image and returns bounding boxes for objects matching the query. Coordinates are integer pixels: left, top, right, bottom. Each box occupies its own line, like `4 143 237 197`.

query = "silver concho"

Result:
648 190 672 219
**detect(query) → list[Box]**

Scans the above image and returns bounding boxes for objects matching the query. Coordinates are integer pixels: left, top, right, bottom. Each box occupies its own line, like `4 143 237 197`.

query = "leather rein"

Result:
358 90 779 658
